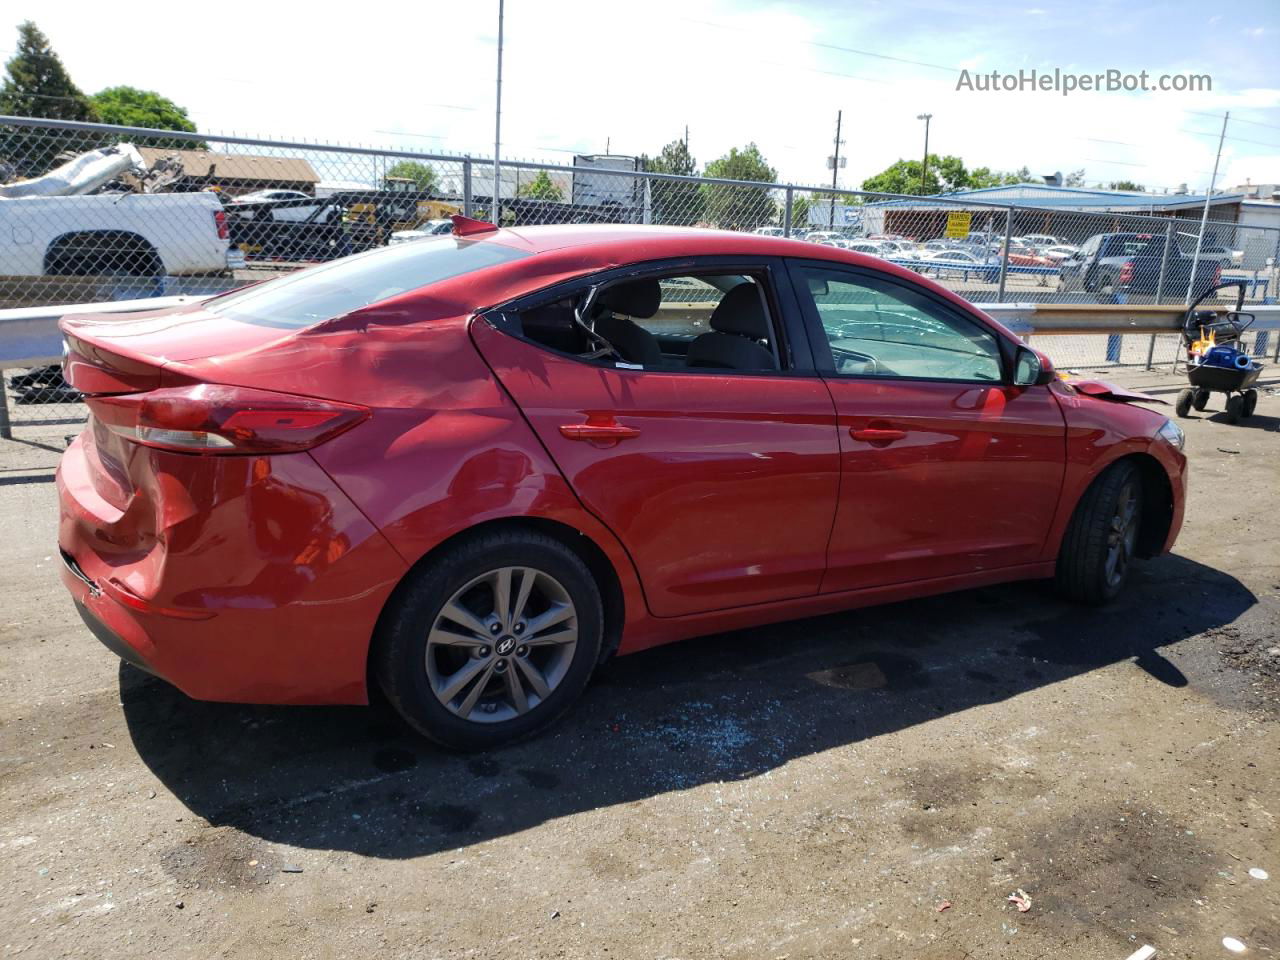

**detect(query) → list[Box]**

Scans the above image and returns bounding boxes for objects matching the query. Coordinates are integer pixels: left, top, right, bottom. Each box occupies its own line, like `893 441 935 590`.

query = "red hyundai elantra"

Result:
57 218 1187 749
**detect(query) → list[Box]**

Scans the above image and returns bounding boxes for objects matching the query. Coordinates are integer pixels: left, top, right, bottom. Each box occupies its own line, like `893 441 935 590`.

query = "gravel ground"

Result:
1 368 1277 960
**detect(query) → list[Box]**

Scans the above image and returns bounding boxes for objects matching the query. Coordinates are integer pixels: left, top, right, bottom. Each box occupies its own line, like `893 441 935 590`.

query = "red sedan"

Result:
56 218 1187 749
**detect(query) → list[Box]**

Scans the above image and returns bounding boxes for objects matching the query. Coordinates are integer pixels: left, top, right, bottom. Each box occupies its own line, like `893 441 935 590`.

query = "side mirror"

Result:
1013 345 1054 386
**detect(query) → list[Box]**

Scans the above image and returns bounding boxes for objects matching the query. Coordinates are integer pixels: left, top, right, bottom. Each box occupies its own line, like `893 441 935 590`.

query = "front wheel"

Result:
1225 394 1244 424
1192 388 1211 411
374 530 603 750
1241 389 1258 418
1174 388 1194 418
1056 461 1144 606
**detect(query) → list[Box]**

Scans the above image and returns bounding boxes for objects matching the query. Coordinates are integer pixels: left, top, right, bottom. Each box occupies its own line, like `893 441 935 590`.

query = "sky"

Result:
5 0 1280 194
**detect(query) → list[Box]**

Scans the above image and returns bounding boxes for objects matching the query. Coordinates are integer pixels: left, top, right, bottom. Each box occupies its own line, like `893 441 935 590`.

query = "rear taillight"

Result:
1117 260 1134 284
214 209 229 240
1213 264 1222 284
88 384 369 455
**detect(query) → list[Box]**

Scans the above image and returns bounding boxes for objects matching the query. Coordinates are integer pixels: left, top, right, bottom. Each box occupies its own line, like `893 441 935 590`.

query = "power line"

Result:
678 16 958 74
1185 108 1280 132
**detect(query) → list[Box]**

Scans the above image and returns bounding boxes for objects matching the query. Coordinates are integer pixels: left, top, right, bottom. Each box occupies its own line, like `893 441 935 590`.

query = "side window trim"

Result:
482 256 819 377
783 258 1013 384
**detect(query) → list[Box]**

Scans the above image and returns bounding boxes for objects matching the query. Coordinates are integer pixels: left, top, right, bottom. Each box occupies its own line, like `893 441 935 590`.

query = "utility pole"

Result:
828 109 843 228
492 0 504 223
1184 111 1229 306
917 113 932 193
684 125 689 152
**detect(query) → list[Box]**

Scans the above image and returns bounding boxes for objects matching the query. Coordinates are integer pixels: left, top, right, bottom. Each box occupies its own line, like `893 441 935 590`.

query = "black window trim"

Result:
783 257 1020 386
478 254 820 377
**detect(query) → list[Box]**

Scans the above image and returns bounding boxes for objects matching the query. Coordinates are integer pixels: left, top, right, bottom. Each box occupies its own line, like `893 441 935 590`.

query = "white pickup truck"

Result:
0 190 234 278
1 145 236 280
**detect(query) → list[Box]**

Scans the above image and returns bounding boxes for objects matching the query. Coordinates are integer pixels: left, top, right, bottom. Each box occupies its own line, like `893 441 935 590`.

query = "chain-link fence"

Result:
2 115 1278 439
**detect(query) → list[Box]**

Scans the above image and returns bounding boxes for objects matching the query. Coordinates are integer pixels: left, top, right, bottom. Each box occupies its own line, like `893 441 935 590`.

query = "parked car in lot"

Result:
0 190 235 279
1060 232 1221 298
56 220 1187 748
389 218 456 245
917 248 999 280
842 240 888 257
1040 244 1080 262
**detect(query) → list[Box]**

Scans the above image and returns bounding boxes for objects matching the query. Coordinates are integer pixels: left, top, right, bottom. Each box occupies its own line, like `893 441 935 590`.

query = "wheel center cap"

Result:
495 636 517 657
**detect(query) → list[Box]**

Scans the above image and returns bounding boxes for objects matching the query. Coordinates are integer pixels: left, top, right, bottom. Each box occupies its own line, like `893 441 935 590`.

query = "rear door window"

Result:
208 237 529 328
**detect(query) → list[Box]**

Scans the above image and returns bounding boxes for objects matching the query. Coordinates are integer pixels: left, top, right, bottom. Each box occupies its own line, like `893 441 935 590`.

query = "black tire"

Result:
1241 389 1258 418
373 530 603 750
1055 461 1143 606
1174 388 1194 418
1192 388 1211 411
1225 394 1243 424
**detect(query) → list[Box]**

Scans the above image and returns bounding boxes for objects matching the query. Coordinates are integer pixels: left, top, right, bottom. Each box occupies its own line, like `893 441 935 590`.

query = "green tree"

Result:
701 143 776 230
1004 165 1032 184
384 160 437 192
641 137 703 225
1063 168 1087 187
90 86 204 148
862 154 971 196
861 158 941 196
0 21 99 175
1108 179 1144 192
518 169 564 201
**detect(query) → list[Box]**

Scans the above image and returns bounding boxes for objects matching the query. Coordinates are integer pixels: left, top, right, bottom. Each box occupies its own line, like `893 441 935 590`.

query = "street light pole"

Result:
917 113 932 193
492 0 504 223
1184 111 1229 306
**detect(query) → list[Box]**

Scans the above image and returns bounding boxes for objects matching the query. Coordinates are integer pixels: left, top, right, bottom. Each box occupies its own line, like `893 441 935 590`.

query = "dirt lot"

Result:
1 368 1277 960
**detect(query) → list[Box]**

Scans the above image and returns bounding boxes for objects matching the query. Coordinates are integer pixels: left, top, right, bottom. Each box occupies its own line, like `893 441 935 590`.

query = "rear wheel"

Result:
1241 389 1258 418
1174 388 1194 418
374 530 603 750
1225 394 1244 424
1192 388 1211 411
1056 461 1143 606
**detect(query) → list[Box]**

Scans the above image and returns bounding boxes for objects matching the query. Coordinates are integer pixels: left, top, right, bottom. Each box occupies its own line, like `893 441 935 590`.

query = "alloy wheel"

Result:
1104 483 1139 588
425 566 578 723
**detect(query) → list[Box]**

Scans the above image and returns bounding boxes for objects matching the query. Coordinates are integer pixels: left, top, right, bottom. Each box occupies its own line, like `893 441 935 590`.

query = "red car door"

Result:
789 262 1067 593
470 264 840 618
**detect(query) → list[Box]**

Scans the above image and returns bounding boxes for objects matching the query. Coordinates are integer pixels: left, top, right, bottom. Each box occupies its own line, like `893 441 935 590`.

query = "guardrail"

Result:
2 298 1277 439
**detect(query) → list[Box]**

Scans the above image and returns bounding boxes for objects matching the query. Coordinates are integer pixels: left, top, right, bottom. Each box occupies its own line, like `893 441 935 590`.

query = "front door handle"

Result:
850 427 906 443
559 420 641 443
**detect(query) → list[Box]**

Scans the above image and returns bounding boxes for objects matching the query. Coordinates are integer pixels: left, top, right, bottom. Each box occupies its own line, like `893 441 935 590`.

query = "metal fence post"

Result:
995 207 1014 302
1145 221 1175 369
0 370 11 440
783 187 794 238
1155 221 1172 305
463 158 474 218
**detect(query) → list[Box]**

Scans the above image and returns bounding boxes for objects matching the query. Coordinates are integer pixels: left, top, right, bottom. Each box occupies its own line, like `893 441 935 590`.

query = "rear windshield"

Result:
208 238 529 328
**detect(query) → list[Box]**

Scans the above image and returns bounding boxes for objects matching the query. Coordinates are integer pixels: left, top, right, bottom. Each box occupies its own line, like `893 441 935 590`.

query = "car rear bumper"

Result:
56 436 408 705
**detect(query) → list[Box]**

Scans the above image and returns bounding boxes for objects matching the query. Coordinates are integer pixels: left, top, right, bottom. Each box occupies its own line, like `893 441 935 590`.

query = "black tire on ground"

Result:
1192 388 1211 411
1055 460 1144 606
1174 388 1194 418
373 529 604 750
1225 394 1243 424
1241 389 1258 418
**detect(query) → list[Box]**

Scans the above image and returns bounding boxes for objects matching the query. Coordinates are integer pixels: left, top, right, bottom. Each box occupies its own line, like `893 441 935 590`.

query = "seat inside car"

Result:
685 282 777 371
592 279 663 366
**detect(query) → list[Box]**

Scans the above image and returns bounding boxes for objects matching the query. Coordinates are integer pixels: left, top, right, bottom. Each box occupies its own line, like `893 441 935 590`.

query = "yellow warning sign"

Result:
945 211 972 239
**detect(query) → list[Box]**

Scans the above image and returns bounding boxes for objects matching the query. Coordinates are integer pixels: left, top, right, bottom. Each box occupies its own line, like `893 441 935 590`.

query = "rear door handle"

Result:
559 421 641 443
850 427 906 443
